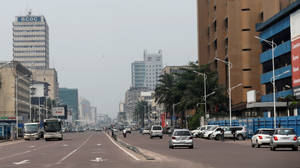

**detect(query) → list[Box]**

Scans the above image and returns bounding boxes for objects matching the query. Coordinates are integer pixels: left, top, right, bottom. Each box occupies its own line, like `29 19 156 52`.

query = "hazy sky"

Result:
0 0 198 118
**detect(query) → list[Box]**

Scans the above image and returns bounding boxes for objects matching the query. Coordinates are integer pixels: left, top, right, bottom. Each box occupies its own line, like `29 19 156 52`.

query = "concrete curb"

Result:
108 133 155 160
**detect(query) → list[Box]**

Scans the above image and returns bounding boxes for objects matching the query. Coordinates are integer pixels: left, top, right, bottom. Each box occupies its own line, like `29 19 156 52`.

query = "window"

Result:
214 5 216 11
241 8 250 11
224 17 228 29
260 12 264 21
243 86 252 89
242 48 251 51
242 28 251 31
213 20 217 32
242 68 251 71
214 39 217 50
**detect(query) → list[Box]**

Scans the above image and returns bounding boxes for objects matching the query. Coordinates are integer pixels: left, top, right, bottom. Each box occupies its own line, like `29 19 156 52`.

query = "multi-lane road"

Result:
0 131 299 168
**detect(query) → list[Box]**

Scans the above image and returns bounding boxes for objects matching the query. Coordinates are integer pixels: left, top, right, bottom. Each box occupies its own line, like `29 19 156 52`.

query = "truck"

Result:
44 118 63 141
24 123 43 140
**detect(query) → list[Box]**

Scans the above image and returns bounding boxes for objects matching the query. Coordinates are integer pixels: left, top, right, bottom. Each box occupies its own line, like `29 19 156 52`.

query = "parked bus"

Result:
44 118 63 141
24 123 43 140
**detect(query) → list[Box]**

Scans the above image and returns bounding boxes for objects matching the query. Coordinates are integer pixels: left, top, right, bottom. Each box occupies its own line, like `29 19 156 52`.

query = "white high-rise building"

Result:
13 11 49 69
143 50 163 90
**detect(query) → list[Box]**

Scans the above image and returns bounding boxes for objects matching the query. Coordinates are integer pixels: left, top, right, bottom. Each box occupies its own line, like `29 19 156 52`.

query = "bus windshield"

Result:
44 121 61 132
24 124 39 133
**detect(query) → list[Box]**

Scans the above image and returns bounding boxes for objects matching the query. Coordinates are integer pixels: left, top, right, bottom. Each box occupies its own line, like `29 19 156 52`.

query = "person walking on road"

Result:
221 128 225 142
123 129 127 138
231 128 236 142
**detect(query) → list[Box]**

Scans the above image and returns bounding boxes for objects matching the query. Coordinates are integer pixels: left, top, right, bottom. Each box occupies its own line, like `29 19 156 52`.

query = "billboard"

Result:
52 107 65 117
291 9 300 97
161 113 166 128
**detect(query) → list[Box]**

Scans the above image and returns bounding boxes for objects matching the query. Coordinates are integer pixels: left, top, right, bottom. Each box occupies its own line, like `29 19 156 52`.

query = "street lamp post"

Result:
193 71 207 124
172 102 182 127
254 36 278 128
214 57 233 126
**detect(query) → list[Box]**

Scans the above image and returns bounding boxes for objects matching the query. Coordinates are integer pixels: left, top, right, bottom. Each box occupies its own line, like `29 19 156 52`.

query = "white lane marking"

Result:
90 157 107 162
105 133 140 161
0 150 31 161
13 160 30 165
97 144 102 146
29 145 35 148
56 134 93 165
62 144 69 147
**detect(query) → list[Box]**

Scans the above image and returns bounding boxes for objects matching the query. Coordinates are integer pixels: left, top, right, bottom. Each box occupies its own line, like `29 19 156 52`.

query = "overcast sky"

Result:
0 0 198 118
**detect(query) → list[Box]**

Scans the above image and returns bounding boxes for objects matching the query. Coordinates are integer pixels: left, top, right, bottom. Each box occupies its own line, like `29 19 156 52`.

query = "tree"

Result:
155 62 228 128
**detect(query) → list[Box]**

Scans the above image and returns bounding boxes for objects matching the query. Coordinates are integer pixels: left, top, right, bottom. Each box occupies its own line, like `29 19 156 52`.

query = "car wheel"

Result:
237 134 244 140
160 136 163 139
292 147 298 151
150 136 153 139
208 134 211 139
189 145 194 149
270 146 276 151
169 145 173 149
45 138 49 141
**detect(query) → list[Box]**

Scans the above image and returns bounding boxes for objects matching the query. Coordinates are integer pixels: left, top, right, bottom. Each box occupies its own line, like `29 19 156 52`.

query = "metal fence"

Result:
208 116 300 137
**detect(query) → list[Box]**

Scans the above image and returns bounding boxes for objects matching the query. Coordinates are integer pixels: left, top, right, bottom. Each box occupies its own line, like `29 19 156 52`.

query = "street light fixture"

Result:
214 57 234 126
193 71 208 124
254 36 278 128
172 102 183 127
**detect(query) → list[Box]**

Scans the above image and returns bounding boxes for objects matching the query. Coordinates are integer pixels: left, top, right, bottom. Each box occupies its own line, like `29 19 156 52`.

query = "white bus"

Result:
44 118 63 141
24 123 43 140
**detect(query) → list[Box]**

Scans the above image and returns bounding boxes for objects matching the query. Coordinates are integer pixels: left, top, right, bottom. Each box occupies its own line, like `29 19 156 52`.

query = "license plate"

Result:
281 137 289 139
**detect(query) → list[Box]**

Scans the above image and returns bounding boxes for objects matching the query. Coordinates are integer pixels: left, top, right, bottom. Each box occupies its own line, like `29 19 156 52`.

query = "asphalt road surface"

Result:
118 131 300 168
0 132 200 168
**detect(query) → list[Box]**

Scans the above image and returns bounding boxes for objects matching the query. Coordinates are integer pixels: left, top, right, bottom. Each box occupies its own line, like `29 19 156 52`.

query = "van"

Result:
150 125 163 139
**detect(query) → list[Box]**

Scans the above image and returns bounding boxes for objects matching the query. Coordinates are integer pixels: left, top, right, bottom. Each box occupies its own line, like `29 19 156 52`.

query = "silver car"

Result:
169 129 193 149
270 128 298 151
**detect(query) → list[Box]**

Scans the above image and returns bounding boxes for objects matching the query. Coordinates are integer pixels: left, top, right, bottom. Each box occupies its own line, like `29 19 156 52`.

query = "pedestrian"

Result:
221 128 225 142
278 122 281 128
123 129 127 138
231 128 236 142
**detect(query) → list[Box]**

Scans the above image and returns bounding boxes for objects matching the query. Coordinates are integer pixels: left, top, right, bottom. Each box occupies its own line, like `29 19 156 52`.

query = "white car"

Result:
251 128 274 148
191 125 216 138
142 128 150 135
202 126 218 139
150 125 163 139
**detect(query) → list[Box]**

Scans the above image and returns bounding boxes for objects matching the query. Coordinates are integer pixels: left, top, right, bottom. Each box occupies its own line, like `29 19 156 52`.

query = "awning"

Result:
246 102 287 108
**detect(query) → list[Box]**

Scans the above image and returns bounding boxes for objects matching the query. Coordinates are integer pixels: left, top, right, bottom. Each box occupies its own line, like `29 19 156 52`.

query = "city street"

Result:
117 131 300 168
0 132 199 168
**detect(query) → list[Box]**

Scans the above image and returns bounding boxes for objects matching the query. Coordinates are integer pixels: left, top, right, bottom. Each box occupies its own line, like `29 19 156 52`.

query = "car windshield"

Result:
276 129 295 135
174 131 191 136
24 124 39 133
153 126 162 130
44 121 61 132
260 130 274 135
207 126 217 131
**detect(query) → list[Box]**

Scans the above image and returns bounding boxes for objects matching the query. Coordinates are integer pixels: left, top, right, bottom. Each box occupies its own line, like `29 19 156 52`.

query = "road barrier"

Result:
208 116 300 137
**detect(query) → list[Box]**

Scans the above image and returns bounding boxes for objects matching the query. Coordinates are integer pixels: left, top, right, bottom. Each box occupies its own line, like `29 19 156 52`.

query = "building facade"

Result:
124 87 149 124
13 11 49 69
0 61 32 123
255 0 300 117
197 0 296 114
131 61 145 88
59 88 79 121
143 50 163 90
31 68 58 100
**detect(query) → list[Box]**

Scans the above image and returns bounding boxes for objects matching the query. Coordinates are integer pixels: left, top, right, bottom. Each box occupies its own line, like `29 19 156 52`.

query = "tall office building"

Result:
131 61 145 88
59 88 79 121
144 50 163 90
13 11 49 69
197 0 296 114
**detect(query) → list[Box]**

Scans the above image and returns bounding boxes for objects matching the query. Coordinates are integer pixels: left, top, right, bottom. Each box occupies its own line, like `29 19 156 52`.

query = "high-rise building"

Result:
143 50 163 90
0 61 32 123
253 1 300 117
197 0 296 114
59 88 79 121
13 11 49 69
131 61 145 88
